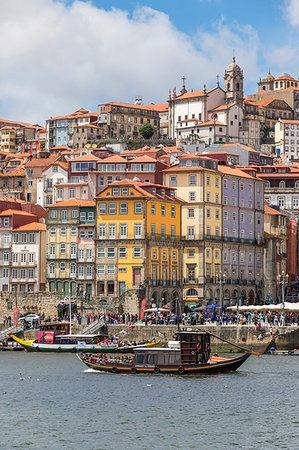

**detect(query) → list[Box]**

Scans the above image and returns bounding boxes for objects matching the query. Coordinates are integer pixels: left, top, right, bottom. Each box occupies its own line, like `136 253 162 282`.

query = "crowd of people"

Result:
81 353 134 365
2 308 299 331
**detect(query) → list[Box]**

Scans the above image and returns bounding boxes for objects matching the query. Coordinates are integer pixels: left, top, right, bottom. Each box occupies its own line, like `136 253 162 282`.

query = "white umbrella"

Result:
144 307 170 313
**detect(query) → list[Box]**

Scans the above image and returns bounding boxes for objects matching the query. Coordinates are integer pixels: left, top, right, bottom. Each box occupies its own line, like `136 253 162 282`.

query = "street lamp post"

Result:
218 271 226 321
278 271 288 317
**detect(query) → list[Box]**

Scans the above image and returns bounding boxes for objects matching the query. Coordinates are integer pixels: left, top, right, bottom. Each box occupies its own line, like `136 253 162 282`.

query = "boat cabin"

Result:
134 348 181 367
53 334 105 345
177 331 210 365
38 322 70 334
37 322 70 344
133 332 211 368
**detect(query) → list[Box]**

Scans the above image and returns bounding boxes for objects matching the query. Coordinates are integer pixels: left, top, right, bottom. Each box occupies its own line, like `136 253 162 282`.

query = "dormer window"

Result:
279 181 285 188
112 187 119 196
121 187 129 196
161 189 165 196
152 188 156 195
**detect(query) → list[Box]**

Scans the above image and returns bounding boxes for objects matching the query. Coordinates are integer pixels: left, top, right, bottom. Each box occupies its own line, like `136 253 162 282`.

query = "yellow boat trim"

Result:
145 340 160 347
11 334 35 347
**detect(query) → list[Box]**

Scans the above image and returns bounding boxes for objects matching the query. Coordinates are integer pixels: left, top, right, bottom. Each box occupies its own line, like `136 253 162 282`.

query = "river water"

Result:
0 352 298 450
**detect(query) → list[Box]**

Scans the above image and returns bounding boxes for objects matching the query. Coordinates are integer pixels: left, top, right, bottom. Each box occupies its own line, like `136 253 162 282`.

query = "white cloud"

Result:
284 0 299 26
0 0 260 124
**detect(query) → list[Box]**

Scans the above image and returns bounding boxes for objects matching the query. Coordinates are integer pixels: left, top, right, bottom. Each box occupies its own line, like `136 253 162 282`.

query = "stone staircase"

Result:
81 319 106 335
0 325 23 341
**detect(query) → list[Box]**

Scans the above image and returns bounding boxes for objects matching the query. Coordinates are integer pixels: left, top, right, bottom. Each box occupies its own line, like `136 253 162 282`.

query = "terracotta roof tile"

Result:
175 88 215 100
48 199 95 208
219 143 259 153
70 154 101 162
0 209 36 217
99 155 127 163
144 103 169 112
128 155 157 163
14 222 46 231
198 120 226 126
265 204 287 216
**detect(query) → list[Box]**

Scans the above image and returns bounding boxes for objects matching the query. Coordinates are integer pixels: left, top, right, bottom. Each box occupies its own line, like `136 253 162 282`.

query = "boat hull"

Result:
269 349 299 355
79 353 251 375
10 335 159 353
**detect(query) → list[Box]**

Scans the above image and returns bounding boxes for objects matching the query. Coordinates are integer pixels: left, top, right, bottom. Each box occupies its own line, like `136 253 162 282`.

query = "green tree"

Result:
139 123 154 139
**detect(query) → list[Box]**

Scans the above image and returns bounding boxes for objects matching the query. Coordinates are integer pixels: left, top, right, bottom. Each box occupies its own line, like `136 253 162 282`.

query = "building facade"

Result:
95 180 183 310
46 199 95 296
163 153 264 306
98 102 160 139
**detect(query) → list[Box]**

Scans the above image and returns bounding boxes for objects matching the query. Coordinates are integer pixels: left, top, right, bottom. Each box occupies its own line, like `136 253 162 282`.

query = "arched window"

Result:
295 180 299 188
262 85 266 90
186 288 198 297
279 181 285 188
265 181 270 188
227 82 230 91
236 82 240 91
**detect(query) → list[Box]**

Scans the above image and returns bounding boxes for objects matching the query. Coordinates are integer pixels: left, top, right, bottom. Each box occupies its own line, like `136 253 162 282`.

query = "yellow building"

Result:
0 126 18 152
46 199 95 296
163 154 222 305
95 179 183 312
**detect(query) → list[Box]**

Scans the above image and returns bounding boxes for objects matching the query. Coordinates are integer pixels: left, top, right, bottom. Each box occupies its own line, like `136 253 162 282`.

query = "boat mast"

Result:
69 297 72 335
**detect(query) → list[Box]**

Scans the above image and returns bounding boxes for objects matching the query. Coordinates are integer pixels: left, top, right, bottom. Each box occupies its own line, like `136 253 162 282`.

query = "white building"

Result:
11 223 46 292
36 161 68 207
275 119 299 162
168 58 260 148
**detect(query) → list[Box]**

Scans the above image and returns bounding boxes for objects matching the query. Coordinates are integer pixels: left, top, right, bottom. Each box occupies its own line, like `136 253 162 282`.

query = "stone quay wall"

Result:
0 292 63 323
106 324 299 353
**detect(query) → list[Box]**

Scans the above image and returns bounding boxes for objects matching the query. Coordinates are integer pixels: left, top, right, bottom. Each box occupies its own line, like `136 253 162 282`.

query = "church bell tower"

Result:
224 57 244 105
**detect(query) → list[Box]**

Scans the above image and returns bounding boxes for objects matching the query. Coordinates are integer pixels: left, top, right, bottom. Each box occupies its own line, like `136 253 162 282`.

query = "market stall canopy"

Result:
206 303 222 309
227 303 299 311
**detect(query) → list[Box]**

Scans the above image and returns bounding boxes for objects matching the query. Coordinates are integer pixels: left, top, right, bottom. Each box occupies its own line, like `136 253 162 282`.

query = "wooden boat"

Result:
268 348 299 355
11 333 159 353
78 331 255 375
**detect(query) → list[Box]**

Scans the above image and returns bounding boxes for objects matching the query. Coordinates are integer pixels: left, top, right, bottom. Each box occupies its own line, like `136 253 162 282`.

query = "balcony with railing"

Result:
181 234 264 245
148 279 181 287
183 278 199 284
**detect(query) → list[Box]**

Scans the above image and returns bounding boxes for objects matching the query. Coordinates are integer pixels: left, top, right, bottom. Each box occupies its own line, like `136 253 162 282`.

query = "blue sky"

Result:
0 0 298 123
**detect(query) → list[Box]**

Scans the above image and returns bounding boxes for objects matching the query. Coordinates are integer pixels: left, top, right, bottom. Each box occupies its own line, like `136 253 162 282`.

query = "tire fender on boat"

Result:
131 367 137 374
35 346 39 352
72 347 77 353
57 347 62 352
178 366 184 374
112 366 117 373
154 367 160 374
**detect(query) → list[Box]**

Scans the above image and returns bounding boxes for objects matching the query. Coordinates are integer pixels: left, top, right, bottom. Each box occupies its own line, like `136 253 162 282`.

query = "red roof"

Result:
48 199 95 208
70 154 101 162
99 155 127 163
144 103 168 112
0 209 36 217
14 222 46 231
174 88 215 100
128 155 157 163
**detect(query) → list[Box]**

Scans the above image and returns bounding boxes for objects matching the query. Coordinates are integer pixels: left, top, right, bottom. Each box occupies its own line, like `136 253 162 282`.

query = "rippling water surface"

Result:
0 352 298 449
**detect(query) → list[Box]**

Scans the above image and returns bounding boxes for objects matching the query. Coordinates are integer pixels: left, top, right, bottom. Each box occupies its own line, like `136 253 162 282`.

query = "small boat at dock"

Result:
268 348 299 355
11 327 159 353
